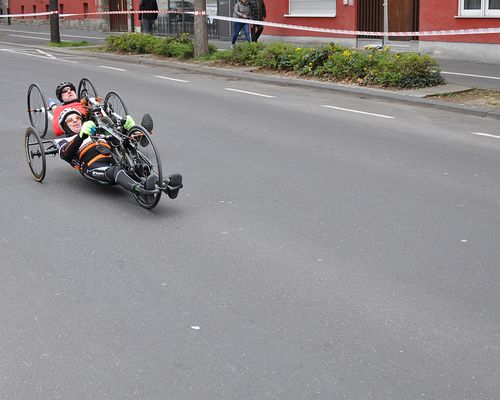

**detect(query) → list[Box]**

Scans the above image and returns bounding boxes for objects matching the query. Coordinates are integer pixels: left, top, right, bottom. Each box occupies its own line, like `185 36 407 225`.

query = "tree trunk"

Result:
193 0 209 57
49 0 61 43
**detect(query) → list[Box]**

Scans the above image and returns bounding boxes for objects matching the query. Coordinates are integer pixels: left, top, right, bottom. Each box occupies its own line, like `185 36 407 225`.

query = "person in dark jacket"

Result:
248 0 266 42
139 0 159 34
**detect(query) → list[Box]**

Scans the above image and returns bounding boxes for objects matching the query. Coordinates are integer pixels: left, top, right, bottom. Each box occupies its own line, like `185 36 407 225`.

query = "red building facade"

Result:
4 0 500 60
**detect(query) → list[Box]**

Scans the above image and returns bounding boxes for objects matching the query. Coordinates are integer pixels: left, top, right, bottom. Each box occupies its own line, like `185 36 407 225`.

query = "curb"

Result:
7 41 500 120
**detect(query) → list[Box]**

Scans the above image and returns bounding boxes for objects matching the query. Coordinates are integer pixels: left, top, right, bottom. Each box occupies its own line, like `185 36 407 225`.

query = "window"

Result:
287 0 336 17
83 3 88 18
460 0 500 16
45 4 49 19
21 5 24 18
59 3 64 15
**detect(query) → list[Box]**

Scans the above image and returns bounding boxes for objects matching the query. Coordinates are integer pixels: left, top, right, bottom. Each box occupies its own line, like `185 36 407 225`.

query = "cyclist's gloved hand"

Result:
80 121 96 139
48 98 58 110
123 115 135 131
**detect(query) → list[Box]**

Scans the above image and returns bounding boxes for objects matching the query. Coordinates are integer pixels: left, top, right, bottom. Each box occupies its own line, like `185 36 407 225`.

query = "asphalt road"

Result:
1 40 500 400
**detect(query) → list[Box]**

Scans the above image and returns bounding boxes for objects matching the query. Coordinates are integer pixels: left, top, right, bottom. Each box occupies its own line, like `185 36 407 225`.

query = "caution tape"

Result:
1 9 499 37
0 11 56 18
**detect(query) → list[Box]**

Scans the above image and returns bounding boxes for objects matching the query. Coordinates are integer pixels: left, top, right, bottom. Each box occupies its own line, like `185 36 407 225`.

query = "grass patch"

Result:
48 40 93 47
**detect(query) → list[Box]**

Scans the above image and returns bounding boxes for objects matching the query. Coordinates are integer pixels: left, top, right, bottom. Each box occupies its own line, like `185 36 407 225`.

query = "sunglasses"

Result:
66 116 81 124
62 87 75 94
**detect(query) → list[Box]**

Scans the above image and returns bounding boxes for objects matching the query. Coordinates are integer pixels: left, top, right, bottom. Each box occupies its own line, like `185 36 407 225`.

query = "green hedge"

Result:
104 34 444 89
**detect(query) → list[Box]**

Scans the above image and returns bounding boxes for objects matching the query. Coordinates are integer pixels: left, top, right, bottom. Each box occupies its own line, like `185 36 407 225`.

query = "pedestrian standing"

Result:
139 0 159 34
232 0 251 47
249 0 266 42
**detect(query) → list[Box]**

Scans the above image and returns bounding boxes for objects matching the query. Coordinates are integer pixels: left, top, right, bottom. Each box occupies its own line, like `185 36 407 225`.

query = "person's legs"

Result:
142 18 154 34
242 23 251 42
254 25 264 41
250 25 257 42
232 22 242 45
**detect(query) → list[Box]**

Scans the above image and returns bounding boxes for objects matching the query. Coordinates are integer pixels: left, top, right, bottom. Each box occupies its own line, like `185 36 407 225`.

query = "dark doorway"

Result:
357 0 419 41
109 0 128 32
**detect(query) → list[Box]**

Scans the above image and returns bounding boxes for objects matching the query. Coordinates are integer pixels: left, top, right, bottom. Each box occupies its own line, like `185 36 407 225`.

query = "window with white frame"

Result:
460 0 500 16
287 0 336 17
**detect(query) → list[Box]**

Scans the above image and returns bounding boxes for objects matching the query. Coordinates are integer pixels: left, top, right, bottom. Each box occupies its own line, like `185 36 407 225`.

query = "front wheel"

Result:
127 126 163 209
24 127 46 182
77 78 98 99
27 83 48 138
104 91 128 124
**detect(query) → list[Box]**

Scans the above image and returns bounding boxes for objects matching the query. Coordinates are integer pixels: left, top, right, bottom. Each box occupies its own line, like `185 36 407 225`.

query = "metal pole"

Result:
383 0 388 45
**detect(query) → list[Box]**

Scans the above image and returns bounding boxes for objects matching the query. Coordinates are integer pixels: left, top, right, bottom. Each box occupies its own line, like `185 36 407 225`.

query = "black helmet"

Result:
58 108 82 134
55 81 76 102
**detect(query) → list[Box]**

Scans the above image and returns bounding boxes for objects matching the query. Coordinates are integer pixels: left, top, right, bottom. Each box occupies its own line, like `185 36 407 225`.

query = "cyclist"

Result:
55 108 182 199
50 81 86 137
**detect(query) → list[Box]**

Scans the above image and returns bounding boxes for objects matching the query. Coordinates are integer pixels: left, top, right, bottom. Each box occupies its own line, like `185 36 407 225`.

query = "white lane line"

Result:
472 132 500 139
442 71 500 81
57 59 79 64
321 104 395 119
0 28 105 40
225 88 276 98
99 65 126 71
10 34 67 41
36 49 56 59
155 75 190 83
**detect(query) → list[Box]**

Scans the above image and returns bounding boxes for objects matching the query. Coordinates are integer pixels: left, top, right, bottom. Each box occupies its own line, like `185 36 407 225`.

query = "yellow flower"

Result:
295 47 302 51
343 50 351 58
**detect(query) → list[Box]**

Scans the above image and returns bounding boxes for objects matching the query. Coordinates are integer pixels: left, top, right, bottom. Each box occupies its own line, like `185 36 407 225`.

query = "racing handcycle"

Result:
25 78 181 210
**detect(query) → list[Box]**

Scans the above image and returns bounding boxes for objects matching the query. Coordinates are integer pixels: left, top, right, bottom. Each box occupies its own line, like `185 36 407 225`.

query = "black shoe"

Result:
165 173 183 199
145 173 158 191
141 113 154 133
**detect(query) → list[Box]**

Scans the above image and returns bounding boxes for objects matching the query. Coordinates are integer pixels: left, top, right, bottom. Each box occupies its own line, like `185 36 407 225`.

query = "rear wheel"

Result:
104 91 128 124
24 127 46 182
27 83 48 138
77 78 98 99
127 126 163 209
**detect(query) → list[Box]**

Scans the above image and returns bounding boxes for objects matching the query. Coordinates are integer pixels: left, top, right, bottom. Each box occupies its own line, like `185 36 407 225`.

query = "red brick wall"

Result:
264 0 356 39
420 0 500 43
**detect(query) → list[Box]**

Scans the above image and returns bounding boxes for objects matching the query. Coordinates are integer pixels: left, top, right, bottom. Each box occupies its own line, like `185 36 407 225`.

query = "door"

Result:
357 0 419 40
109 0 128 32
388 0 419 40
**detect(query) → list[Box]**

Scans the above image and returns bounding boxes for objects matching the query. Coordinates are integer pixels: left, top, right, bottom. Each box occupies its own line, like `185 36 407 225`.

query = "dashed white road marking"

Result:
155 75 190 83
99 65 126 71
472 132 500 139
442 71 500 81
321 104 395 119
224 88 276 98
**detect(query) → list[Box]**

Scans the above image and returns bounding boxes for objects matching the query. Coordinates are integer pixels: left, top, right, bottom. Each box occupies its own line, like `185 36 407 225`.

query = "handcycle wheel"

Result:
27 83 48 138
104 91 128 124
77 78 98 99
24 127 46 182
127 126 163 209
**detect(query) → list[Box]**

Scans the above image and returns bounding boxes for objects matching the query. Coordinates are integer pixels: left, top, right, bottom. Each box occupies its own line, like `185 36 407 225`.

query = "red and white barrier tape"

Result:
0 11 56 18
1 9 499 37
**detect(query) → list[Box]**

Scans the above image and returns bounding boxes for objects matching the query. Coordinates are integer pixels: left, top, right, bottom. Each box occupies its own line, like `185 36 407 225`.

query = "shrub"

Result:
258 42 302 71
212 42 264 65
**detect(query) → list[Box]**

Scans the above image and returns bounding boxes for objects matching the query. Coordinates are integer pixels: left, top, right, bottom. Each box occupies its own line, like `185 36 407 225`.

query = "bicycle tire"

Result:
27 83 49 138
77 78 98 99
24 127 46 182
104 91 129 124
128 126 163 209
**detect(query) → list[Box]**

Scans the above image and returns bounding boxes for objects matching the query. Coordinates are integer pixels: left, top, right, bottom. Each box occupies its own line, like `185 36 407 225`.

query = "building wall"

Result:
419 0 500 43
7 0 109 30
263 0 356 41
